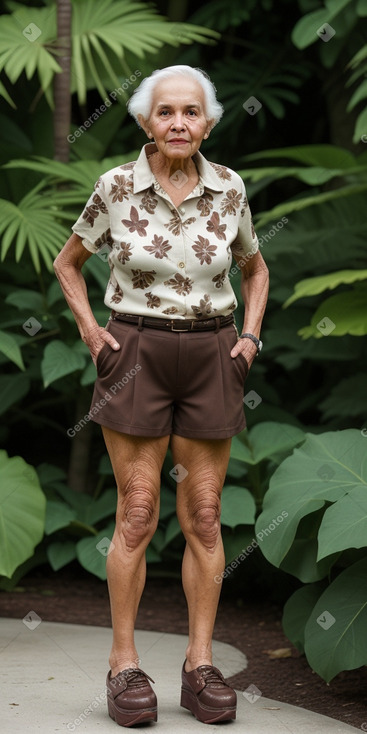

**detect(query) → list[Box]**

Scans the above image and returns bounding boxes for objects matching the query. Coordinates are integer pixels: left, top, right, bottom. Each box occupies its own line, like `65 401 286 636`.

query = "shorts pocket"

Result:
232 353 249 380
96 341 111 374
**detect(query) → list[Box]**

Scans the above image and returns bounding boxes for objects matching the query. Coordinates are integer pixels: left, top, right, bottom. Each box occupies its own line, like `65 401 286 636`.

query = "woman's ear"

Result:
138 114 152 138
204 120 214 139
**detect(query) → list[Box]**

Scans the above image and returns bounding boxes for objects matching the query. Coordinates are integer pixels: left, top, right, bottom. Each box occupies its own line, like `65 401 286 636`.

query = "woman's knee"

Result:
181 488 222 551
117 477 159 551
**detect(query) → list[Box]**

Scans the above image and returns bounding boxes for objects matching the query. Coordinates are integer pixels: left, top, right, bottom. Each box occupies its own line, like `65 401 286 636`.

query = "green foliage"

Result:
0 451 46 578
283 558 367 682
0 0 218 108
291 0 367 143
256 429 367 681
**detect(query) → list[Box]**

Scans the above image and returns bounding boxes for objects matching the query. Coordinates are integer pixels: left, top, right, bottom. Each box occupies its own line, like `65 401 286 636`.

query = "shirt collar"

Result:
133 142 224 195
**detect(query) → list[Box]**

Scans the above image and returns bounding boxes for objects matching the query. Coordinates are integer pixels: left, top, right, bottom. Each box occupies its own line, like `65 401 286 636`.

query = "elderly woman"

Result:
54 64 269 727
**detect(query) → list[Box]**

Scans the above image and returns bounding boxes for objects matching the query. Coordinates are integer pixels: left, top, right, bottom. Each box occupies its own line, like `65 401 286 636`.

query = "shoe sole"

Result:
108 698 157 727
180 687 236 724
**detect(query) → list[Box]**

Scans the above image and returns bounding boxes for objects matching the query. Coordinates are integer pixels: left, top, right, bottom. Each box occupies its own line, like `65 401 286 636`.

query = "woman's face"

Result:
139 77 212 161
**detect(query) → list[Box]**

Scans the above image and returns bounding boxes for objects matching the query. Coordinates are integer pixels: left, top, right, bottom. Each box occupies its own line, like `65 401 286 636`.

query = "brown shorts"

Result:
89 317 248 439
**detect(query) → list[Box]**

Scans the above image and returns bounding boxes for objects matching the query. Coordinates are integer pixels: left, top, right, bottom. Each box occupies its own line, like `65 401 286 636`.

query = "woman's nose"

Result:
171 115 185 130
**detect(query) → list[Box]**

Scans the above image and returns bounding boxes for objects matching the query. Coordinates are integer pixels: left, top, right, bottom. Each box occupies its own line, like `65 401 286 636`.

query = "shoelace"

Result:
121 668 155 688
196 666 226 687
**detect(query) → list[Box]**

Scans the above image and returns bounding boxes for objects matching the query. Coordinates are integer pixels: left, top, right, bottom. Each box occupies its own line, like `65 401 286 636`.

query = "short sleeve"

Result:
231 178 259 262
71 176 112 254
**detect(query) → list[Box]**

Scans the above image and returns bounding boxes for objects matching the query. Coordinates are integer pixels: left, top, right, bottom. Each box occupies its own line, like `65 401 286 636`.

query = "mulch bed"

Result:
1 565 366 730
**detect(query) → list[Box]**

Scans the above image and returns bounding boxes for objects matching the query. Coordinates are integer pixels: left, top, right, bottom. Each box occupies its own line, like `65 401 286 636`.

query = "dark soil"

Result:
1 565 366 730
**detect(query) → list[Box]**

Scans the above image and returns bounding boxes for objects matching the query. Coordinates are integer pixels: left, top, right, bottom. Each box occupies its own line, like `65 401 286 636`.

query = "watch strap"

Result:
240 332 260 354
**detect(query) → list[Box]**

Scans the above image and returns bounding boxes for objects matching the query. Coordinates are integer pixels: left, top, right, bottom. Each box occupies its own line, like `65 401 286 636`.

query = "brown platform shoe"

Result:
180 659 237 724
106 667 157 727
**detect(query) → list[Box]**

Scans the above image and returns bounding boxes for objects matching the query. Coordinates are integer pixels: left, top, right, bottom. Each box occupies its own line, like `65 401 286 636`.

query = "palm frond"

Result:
0 0 219 108
0 183 70 272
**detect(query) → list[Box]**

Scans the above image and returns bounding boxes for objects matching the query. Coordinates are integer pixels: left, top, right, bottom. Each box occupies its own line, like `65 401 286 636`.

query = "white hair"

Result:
127 65 224 127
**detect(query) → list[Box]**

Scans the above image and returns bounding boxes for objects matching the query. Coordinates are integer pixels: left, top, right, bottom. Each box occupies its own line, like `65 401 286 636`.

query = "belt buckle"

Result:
170 320 189 332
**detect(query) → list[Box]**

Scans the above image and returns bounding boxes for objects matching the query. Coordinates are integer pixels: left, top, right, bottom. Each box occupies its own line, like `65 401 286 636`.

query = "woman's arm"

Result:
53 233 120 364
230 249 269 369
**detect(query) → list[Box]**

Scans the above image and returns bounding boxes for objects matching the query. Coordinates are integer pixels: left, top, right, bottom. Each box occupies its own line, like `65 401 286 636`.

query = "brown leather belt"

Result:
111 312 234 332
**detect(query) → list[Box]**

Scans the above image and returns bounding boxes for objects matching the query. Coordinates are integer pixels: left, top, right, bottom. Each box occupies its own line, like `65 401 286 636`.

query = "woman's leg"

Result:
102 427 170 677
171 435 232 672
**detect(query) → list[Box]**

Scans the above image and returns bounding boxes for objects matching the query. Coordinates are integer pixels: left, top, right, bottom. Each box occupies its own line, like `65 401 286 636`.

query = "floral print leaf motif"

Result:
206 211 227 240
143 234 172 259
145 291 161 309
220 188 242 216
119 162 135 171
196 192 213 216
192 235 217 265
109 174 133 203
131 269 156 289
164 273 193 295
139 191 158 214
122 205 149 236
251 217 256 240
212 269 227 289
240 195 249 217
95 228 113 249
191 293 215 318
210 162 232 181
163 306 179 315
82 193 107 227
111 284 123 304
164 211 196 236
117 241 133 264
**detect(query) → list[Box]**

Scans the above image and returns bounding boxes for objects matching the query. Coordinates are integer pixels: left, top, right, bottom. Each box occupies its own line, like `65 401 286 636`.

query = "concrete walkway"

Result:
0 617 360 733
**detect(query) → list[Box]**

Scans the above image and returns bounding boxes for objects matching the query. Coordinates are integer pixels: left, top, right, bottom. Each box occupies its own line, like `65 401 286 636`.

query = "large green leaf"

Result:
282 584 323 653
319 374 367 420
244 144 357 169
304 557 367 682
291 1 352 50
220 486 256 528
84 487 117 525
255 430 367 568
0 451 46 578
0 329 25 370
46 540 77 571
317 487 367 560
280 538 340 583
254 183 367 229
299 291 367 338
284 270 367 307
41 340 86 387
230 422 305 465
76 521 115 580
0 373 29 415
44 500 77 535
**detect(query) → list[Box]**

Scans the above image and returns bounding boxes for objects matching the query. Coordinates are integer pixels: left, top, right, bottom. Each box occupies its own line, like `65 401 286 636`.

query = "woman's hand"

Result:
230 338 257 372
83 325 121 366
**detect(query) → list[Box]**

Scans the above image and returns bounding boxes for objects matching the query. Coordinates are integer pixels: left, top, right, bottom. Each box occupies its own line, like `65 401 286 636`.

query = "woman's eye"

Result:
159 110 170 116
187 110 197 116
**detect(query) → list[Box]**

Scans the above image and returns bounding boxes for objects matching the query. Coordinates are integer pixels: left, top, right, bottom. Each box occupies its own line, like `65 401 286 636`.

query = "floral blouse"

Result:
72 143 259 319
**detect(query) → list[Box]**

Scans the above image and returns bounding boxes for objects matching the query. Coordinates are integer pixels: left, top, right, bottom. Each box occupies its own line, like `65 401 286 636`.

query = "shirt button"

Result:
178 206 185 215
178 261 185 268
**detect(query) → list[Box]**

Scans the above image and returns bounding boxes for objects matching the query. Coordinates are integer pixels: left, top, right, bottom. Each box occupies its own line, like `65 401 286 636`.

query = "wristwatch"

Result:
240 332 263 356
